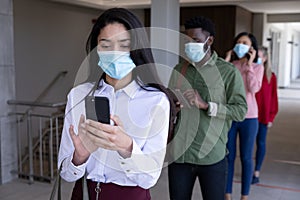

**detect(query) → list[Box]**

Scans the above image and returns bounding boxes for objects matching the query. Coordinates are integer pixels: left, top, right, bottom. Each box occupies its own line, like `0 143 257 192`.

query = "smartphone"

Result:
246 53 251 60
85 96 110 124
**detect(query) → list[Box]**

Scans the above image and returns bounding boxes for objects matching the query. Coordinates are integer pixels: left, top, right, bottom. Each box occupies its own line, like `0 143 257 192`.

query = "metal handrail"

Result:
7 100 66 108
15 70 67 113
34 71 68 103
8 70 67 122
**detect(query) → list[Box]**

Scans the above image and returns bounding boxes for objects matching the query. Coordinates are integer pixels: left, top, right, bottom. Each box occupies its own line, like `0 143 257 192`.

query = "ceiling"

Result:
51 0 300 31
51 0 300 14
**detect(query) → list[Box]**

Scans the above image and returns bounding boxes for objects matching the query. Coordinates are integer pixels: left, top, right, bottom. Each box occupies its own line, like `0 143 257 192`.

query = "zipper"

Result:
95 182 101 200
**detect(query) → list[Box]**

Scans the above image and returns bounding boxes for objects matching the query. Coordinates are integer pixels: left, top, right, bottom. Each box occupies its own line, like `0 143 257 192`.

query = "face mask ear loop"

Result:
203 36 211 56
204 36 210 44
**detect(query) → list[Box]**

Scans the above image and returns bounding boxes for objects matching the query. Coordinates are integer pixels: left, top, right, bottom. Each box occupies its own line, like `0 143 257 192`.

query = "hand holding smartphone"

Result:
85 96 110 124
247 46 256 62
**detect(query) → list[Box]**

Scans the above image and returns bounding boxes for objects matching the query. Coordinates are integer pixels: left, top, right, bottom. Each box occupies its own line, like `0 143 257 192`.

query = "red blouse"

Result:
255 73 279 125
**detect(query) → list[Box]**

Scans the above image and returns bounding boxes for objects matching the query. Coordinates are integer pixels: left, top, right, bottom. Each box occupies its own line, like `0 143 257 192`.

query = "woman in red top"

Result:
252 46 279 184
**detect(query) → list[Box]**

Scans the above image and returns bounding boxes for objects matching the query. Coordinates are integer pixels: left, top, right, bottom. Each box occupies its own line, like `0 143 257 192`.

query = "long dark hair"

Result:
231 32 259 63
86 8 178 140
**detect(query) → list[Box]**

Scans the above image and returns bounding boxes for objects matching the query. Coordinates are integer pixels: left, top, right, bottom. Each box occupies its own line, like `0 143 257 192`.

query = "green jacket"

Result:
168 51 247 165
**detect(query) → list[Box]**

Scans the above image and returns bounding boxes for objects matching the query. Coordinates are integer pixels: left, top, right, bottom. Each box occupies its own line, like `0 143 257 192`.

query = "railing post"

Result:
39 117 43 177
27 110 34 184
49 117 54 179
17 115 22 174
56 117 59 156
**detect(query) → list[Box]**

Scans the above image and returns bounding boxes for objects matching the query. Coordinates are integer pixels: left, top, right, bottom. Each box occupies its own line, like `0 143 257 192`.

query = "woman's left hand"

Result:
83 115 133 158
268 122 273 128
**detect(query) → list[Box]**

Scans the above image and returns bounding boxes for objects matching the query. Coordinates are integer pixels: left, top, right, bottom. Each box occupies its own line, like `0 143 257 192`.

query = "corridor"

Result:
1 88 300 200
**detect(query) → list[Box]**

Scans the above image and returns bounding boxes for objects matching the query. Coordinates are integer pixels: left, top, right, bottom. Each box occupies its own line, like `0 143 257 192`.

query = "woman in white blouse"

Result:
58 8 174 200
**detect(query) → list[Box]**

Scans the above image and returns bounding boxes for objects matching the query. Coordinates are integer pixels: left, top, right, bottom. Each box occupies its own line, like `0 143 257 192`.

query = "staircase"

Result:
20 113 64 182
6 70 68 184
7 101 66 183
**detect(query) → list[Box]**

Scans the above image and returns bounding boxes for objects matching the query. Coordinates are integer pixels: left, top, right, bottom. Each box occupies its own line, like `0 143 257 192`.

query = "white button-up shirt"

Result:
58 80 170 189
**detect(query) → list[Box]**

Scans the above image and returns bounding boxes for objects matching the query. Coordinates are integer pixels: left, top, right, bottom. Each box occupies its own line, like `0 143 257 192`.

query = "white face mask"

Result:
185 37 210 63
97 51 136 80
256 57 262 65
233 43 250 59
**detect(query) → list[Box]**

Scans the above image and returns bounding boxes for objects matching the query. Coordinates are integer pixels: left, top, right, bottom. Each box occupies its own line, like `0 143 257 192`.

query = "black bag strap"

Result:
49 163 63 200
50 160 89 200
176 61 189 89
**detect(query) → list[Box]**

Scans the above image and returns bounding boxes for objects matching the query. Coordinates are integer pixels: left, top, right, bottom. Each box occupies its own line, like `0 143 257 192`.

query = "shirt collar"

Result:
119 80 140 99
98 79 140 99
205 51 218 66
201 51 218 67
189 51 218 69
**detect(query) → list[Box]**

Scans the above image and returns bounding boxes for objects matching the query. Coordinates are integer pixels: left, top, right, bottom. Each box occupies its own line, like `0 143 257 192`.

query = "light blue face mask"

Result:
185 37 209 63
256 57 262 65
97 51 136 80
233 43 250 59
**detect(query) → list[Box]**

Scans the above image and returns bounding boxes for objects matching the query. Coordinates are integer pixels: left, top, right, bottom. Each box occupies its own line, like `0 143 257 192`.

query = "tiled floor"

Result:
1 87 300 200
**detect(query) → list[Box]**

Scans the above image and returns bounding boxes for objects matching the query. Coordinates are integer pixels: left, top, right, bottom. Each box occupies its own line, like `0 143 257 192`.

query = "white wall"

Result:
291 31 300 80
264 22 300 87
14 0 100 102
279 24 292 87
254 12 300 87
13 0 145 103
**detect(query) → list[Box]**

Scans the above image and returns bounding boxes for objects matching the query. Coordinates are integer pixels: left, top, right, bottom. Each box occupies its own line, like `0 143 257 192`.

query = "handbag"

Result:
167 61 189 143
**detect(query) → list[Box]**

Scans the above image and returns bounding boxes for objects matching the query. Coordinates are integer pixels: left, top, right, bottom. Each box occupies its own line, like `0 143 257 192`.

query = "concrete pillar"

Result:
150 0 180 86
0 0 18 184
252 13 265 46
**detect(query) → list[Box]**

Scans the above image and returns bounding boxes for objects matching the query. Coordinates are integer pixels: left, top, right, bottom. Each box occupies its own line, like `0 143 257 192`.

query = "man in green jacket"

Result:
167 16 247 200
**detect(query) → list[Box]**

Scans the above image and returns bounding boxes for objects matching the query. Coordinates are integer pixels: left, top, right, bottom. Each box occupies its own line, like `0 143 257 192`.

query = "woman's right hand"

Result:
69 114 97 166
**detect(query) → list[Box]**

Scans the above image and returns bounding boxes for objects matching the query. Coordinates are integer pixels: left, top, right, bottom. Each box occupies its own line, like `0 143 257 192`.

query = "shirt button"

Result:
73 172 77 175
126 170 130 173
121 162 125 165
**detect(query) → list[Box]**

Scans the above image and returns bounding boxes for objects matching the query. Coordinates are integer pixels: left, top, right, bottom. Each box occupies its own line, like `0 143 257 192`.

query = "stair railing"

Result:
6 70 68 184
19 70 67 122
7 100 66 184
